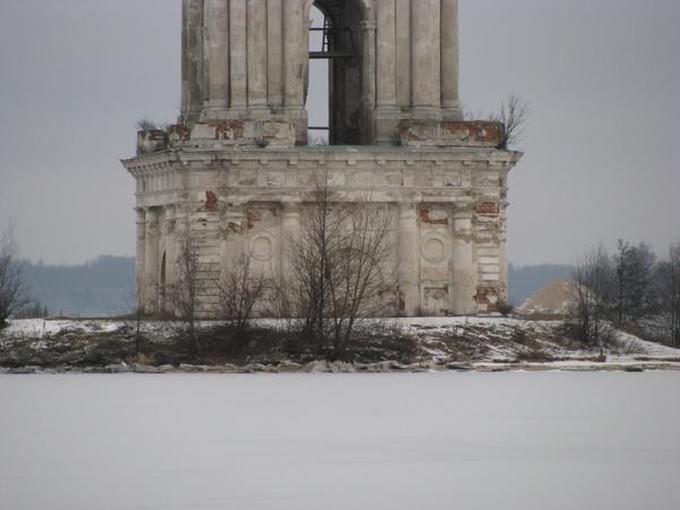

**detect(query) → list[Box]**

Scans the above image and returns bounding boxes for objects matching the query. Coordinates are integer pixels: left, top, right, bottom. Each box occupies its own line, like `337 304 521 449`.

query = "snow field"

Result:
1 372 679 510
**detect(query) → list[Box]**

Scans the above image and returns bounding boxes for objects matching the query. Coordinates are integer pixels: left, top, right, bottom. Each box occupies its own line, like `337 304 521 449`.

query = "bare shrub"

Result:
496 301 514 317
136 118 159 131
463 93 528 150
489 93 529 150
282 176 396 360
218 254 266 331
121 286 146 356
167 237 206 357
0 225 29 328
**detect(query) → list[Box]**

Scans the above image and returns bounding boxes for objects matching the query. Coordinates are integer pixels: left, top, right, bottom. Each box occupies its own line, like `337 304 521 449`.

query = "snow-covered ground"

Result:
0 318 170 338
2 318 680 371
0 373 679 510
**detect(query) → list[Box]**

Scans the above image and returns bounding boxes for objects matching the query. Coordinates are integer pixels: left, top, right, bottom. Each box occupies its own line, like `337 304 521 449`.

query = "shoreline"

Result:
3 359 680 375
3 317 680 376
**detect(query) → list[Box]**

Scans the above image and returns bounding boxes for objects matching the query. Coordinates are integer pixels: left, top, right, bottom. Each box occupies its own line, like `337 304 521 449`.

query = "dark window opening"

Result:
307 1 363 146
307 6 330 145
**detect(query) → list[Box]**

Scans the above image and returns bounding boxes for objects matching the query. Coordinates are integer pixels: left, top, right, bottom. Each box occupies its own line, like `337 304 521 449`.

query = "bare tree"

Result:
136 118 159 131
326 202 394 358
218 254 266 331
120 284 145 356
494 93 529 150
287 177 395 359
167 236 206 357
0 225 29 328
571 247 614 348
655 242 680 346
613 240 656 326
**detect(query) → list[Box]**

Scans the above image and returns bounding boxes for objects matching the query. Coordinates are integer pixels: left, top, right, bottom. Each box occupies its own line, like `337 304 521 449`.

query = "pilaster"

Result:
398 203 420 316
452 207 477 315
135 208 147 313
279 202 301 284
144 207 161 315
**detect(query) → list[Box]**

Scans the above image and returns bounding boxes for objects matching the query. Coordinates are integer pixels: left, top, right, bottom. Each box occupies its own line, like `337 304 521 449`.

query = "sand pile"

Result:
517 279 579 317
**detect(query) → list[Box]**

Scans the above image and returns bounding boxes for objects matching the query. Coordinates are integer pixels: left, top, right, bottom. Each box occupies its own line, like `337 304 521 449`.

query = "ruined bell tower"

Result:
123 0 522 317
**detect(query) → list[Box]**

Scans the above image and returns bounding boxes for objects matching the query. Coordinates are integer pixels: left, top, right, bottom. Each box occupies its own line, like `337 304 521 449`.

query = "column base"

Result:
374 106 402 145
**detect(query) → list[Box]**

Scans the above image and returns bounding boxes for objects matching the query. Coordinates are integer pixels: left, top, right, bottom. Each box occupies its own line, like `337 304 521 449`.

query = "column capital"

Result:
224 207 247 220
453 206 474 222
399 202 417 216
281 200 302 215
145 207 160 222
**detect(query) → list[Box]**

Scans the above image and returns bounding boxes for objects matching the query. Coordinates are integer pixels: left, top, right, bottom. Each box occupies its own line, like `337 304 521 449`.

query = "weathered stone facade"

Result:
123 0 521 317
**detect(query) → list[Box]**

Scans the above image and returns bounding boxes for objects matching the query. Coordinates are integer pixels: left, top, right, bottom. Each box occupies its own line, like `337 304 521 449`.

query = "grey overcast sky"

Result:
0 0 678 266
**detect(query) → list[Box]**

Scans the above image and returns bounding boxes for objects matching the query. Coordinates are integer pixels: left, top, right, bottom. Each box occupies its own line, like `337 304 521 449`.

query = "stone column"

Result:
267 0 284 108
144 208 160 315
247 0 268 111
375 0 400 143
135 208 147 313
377 0 397 108
398 203 420 316
452 208 477 315
499 201 509 302
182 0 205 123
284 0 305 110
360 20 377 144
230 0 248 111
284 0 307 143
411 0 440 119
441 0 461 119
395 0 411 109
164 206 177 313
203 0 229 113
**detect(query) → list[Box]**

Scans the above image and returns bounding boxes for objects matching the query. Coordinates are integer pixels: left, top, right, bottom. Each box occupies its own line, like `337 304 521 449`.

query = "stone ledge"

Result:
401 120 505 148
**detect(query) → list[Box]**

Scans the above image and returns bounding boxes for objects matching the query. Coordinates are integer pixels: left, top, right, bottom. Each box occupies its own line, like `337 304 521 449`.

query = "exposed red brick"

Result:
246 209 262 230
211 120 244 140
168 124 191 141
226 221 243 234
419 208 449 226
146 130 167 141
474 286 499 305
442 121 503 144
205 191 219 212
476 201 500 216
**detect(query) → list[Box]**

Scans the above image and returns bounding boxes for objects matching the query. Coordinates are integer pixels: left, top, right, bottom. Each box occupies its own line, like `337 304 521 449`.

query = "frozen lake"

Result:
1 373 679 510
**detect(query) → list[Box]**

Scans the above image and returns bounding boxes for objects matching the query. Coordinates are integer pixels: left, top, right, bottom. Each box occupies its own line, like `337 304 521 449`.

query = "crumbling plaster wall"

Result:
124 0 521 318
125 148 519 317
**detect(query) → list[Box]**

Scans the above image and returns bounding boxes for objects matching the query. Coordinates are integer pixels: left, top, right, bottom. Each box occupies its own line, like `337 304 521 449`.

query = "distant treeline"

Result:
22 256 135 318
19 256 573 318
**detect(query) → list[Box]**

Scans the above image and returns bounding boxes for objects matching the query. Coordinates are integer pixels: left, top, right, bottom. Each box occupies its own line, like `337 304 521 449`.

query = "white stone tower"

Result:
123 0 521 317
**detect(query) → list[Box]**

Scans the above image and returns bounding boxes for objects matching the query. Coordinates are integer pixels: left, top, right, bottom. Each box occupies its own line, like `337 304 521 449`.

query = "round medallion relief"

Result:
422 238 447 263
249 235 275 261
